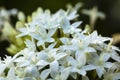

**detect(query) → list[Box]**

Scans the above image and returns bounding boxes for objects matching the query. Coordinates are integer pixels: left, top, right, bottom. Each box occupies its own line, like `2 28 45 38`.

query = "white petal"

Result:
111 54 120 62
19 60 30 67
7 67 15 79
84 47 96 53
37 40 44 46
36 60 49 69
67 11 78 20
25 39 36 51
30 33 42 40
17 33 28 38
103 54 111 61
46 38 55 43
61 68 70 80
96 68 105 78
47 29 57 37
78 70 86 76
50 61 59 78
60 38 69 45
40 69 50 80
25 65 39 78
76 51 86 66
82 65 96 71
67 57 77 67
104 62 113 68
62 18 70 28
71 21 82 28
37 52 48 60
48 42 56 49
54 52 67 60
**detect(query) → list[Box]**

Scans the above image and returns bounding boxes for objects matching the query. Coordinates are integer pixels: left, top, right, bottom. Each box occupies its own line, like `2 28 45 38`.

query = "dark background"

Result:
0 0 120 57
0 0 120 36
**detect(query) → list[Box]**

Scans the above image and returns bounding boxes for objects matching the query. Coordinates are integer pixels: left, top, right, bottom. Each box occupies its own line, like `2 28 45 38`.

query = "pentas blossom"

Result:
87 53 113 78
28 6 80 30
30 27 56 46
32 9 60 29
17 23 38 37
67 56 96 77
61 18 82 34
0 3 120 80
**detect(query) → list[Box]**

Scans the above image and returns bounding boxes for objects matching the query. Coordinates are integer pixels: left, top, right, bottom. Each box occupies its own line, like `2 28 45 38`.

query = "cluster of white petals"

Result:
0 3 120 80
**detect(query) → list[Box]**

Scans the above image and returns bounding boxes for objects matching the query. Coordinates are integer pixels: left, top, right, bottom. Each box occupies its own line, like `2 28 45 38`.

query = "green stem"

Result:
77 73 80 80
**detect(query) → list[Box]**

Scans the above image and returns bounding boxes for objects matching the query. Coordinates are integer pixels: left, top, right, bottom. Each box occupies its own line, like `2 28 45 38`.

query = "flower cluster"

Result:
0 3 120 80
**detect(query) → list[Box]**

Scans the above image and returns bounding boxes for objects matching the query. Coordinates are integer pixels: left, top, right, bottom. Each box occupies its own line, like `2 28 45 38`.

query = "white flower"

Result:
89 53 113 78
61 18 82 34
32 9 60 29
30 27 56 46
17 23 37 37
88 31 111 44
1 3 120 80
24 39 36 51
67 54 96 77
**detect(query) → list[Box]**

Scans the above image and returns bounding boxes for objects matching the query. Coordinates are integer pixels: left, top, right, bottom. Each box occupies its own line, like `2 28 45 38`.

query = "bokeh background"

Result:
0 0 120 57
